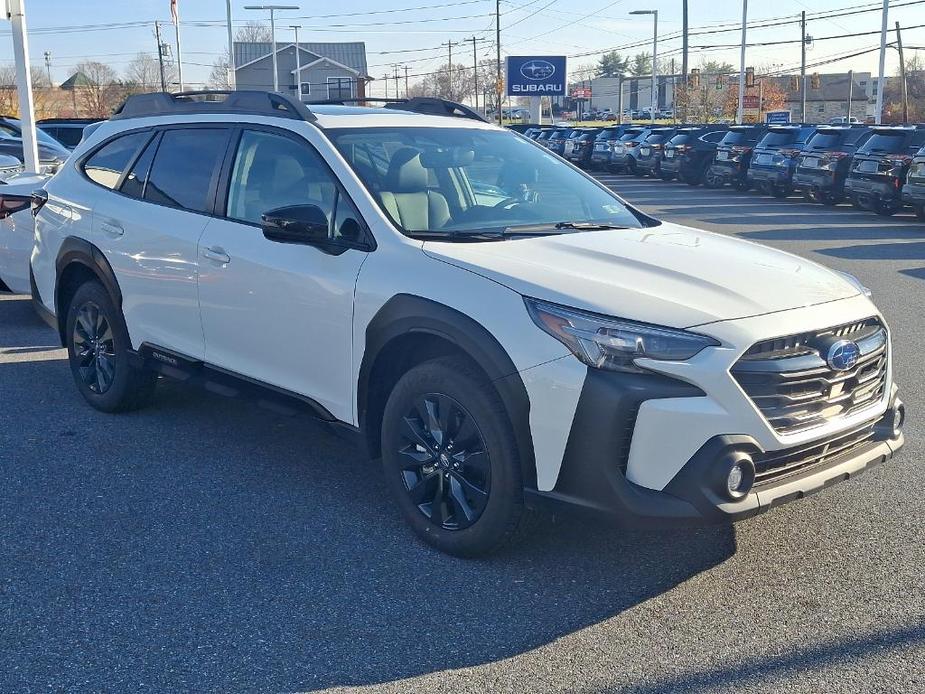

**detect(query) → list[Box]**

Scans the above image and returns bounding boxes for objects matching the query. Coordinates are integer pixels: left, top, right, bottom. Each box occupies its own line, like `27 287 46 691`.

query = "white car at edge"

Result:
5 91 904 556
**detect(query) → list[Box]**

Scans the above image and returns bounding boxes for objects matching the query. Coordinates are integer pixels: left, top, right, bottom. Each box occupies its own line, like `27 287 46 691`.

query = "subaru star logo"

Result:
521 60 556 81
826 339 861 371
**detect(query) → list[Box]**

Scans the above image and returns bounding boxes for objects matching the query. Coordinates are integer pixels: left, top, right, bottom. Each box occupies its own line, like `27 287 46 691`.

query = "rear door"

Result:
90 125 231 358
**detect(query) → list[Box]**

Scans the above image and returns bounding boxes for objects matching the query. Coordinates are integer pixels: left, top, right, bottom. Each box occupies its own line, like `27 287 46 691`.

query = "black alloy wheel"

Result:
397 392 490 531
72 300 116 394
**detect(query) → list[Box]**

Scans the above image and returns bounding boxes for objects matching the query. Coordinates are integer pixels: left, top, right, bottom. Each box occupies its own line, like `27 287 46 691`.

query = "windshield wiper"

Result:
553 221 630 230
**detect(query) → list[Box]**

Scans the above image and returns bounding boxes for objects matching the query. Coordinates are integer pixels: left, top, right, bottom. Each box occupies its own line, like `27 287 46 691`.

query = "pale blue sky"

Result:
1 0 922 94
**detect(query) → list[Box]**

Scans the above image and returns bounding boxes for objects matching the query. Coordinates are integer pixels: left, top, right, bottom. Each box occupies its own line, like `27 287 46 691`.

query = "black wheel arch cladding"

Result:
359 293 537 490
54 236 124 344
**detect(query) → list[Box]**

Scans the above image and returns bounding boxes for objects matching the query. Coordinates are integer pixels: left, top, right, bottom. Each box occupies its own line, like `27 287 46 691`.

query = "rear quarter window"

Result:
82 131 150 189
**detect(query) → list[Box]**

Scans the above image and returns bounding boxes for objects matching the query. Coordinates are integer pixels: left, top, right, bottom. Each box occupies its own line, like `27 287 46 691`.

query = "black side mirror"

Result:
261 204 330 245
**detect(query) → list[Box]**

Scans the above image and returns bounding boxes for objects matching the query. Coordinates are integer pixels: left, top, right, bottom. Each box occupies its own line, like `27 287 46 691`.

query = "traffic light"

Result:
745 67 755 88
689 68 700 89
811 72 821 89
790 75 799 91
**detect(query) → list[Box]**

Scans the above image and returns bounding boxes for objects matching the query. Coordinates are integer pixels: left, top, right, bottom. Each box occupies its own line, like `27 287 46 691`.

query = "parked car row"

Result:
521 122 925 219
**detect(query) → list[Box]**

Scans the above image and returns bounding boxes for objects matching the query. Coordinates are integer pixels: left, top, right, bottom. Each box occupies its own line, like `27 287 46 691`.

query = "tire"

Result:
914 204 925 221
770 185 792 198
380 356 528 557
65 281 157 413
703 170 722 188
850 195 865 210
734 178 751 192
874 200 898 217
803 190 817 203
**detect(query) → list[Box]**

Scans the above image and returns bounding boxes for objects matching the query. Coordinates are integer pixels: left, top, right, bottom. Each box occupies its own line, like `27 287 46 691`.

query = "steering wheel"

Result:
494 197 526 210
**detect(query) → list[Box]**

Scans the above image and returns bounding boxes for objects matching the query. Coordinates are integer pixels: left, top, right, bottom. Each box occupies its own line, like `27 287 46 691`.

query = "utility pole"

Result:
876 0 889 124
226 0 235 88
383 73 389 99
895 21 908 123
847 69 854 120
5 0 38 172
469 36 487 111
495 0 502 125
442 41 459 101
681 0 688 90
800 11 807 123
290 25 301 99
737 0 747 124
155 21 167 92
393 65 400 101
172 0 183 90
244 5 299 93
43 50 51 86
404 65 410 98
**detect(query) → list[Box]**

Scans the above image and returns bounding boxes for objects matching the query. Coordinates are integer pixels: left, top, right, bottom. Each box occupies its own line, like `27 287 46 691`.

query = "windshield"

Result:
328 126 647 237
5 118 62 147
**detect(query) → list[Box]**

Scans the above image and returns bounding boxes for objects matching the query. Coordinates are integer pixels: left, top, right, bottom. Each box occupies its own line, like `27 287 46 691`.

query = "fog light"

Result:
717 453 755 501
893 403 905 438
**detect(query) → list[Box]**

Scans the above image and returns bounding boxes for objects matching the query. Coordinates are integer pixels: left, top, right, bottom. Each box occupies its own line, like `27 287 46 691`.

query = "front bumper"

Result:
524 294 903 526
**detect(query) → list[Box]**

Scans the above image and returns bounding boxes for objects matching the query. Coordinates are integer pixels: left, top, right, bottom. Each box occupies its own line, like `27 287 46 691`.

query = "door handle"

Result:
100 221 123 237
201 246 231 264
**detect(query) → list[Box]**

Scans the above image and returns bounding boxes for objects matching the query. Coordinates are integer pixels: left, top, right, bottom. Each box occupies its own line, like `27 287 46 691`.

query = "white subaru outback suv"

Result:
12 91 904 556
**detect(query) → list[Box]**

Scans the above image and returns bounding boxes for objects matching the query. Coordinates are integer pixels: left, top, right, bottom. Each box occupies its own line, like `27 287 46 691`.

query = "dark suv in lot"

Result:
792 125 872 205
706 124 769 190
844 125 925 215
564 128 601 167
746 125 818 197
901 143 925 219
635 127 678 178
589 126 627 169
545 128 579 156
661 126 729 184
36 117 100 149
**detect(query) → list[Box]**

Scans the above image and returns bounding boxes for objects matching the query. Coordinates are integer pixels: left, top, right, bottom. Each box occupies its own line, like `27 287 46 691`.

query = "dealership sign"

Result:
506 56 567 96
765 110 791 124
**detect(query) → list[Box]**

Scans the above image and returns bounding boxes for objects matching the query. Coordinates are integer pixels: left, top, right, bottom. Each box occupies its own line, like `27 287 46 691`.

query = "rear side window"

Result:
82 131 150 189
120 135 158 200
144 128 229 213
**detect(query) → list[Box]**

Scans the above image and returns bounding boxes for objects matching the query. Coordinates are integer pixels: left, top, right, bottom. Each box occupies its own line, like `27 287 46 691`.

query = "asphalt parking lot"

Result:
1 176 923 693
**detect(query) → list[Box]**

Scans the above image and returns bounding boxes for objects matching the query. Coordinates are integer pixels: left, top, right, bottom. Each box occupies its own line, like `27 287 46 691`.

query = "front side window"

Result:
226 129 336 226
144 128 229 213
328 126 648 237
82 131 150 189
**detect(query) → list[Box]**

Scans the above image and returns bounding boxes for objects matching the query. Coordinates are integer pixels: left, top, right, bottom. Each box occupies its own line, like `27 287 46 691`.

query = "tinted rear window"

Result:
759 131 802 146
619 131 645 141
82 131 150 189
596 129 620 140
721 129 761 145
144 128 229 213
645 133 671 144
859 132 909 153
669 133 693 145
805 132 845 149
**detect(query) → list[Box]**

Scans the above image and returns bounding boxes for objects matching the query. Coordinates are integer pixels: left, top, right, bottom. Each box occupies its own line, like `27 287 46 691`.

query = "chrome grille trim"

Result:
732 318 888 435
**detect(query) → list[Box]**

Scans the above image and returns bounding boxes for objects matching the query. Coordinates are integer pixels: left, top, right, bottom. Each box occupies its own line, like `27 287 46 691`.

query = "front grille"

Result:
732 318 888 435
753 420 879 485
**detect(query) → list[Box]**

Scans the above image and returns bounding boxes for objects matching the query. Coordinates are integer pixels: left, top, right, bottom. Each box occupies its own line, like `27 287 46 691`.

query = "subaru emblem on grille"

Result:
826 339 861 371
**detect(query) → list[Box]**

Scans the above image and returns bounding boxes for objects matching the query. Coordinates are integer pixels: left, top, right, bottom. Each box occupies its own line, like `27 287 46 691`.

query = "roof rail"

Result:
111 90 317 123
315 97 487 122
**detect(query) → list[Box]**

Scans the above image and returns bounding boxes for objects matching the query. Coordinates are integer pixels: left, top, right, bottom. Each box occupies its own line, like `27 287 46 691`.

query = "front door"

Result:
197 127 370 422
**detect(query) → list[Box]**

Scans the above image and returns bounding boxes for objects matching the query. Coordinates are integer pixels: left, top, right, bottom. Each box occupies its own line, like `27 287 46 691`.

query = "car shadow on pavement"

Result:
815 241 925 261
0 295 738 692
742 225 923 242
595 622 925 694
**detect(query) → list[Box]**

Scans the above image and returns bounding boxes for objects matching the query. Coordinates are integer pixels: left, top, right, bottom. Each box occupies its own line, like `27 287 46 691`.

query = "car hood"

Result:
422 221 859 328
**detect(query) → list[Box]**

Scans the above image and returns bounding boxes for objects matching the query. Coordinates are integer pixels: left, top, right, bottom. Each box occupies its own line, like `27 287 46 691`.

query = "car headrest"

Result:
385 147 427 192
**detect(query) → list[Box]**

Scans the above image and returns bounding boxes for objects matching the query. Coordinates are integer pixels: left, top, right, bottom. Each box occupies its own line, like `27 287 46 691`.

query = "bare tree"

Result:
208 22 275 89
75 61 124 118
236 20 273 43
124 52 169 93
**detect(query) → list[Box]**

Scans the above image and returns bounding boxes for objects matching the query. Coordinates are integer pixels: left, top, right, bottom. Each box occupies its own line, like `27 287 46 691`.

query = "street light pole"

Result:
5 0 38 172
244 5 299 93
226 0 236 89
875 0 889 124
630 9 658 123
290 25 301 99
737 0 748 124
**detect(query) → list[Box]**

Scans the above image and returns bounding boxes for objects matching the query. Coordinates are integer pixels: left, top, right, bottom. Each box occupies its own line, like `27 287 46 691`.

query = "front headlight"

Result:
525 298 720 373
836 270 872 298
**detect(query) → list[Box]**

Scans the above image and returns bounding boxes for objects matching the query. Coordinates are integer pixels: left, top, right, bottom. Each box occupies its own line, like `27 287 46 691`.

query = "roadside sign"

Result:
505 56 567 97
766 110 791 124
571 87 592 99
